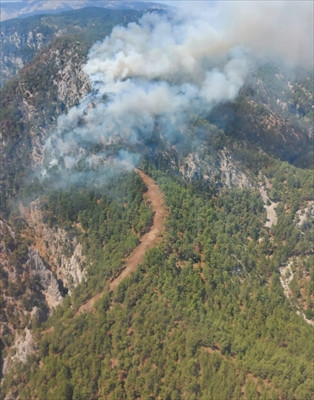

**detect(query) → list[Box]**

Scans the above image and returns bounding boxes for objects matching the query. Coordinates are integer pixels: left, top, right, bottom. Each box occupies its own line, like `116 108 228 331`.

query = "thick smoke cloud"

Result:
41 1 313 184
224 1 313 68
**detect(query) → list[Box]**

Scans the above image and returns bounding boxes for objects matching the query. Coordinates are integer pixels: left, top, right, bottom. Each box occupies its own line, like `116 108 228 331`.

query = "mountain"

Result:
0 5 164 86
0 4 313 400
0 0 165 22
212 65 313 168
0 7 146 211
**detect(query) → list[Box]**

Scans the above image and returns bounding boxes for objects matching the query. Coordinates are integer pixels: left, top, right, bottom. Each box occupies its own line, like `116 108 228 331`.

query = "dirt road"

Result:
77 169 167 314
110 169 167 290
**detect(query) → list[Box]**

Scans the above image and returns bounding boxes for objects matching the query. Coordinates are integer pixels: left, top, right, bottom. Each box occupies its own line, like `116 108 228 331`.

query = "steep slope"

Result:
0 7 143 213
0 217 62 376
2 163 313 400
212 64 313 168
0 1 164 22
78 168 167 314
0 7 144 385
0 6 313 400
0 36 89 213
0 6 154 85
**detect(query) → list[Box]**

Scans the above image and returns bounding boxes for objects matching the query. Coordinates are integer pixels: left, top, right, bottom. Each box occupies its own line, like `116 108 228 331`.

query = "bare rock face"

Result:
17 41 90 168
218 151 251 188
0 11 86 88
0 35 91 211
179 149 251 189
52 46 90 104
0 217 63 376
295 201 314 228
2 329 35 376
27 248 63 308
1 28 90 378
0 30 43 86
19 200 86 293
0 201 86 377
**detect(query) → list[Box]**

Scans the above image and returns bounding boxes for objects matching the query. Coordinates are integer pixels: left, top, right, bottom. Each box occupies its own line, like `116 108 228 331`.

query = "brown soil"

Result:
76 169 167 314
110 169 167 290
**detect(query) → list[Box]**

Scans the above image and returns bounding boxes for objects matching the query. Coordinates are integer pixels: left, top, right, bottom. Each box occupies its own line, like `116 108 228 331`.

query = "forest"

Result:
1 151 313 399
0 4 313 400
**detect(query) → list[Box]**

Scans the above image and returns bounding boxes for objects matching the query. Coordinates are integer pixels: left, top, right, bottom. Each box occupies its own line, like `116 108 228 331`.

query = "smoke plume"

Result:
41 1 313 184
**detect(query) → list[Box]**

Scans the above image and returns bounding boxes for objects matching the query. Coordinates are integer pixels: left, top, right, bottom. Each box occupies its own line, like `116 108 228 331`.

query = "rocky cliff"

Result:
19 200 86 293
0 7 144 87
0 34 90 212
0 217 61 375
0 17 91 377
0 8 143 211
0 198 86 375
212 65 314 168
179 149 251 189
1 23 54 87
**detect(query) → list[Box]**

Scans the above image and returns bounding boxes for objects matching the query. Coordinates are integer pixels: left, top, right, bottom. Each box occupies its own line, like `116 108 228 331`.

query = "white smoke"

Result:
224 1 313 68
42 1 313 183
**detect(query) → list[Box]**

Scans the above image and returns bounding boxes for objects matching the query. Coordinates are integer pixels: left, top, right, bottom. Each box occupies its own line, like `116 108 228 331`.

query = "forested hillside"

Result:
0 7 145 86
0 7 144 213
0 3 313 400
2 160 313 400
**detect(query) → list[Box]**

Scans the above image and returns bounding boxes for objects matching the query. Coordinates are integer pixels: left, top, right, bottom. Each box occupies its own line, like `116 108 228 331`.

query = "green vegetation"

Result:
41 172 154 303
1 8 313 400
1 160 313 400
211 63 314 168
0 8 143 215
1 8 143 86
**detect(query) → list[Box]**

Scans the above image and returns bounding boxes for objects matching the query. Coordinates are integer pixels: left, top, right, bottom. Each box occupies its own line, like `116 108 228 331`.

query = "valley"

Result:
0 2 313 400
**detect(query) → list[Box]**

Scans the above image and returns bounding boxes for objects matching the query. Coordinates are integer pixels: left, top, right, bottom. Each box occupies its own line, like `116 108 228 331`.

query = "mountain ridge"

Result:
0 1 165 22
0 6 313 400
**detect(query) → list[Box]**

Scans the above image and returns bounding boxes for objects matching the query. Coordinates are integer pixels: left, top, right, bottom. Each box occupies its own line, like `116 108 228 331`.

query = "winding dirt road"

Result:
77 169 167 314
110 169 167 290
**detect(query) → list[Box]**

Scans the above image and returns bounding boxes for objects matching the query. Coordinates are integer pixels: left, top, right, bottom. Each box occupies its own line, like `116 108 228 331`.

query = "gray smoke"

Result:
223 1 313 68
41 1 312 184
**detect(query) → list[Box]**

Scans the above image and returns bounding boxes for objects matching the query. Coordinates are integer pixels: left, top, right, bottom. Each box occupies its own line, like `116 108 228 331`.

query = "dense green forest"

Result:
1 154 313 399
1 5 313 400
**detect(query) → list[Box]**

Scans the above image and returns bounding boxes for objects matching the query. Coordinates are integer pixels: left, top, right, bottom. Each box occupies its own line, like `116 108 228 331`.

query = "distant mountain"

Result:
0 0 166 21
0 6 146 86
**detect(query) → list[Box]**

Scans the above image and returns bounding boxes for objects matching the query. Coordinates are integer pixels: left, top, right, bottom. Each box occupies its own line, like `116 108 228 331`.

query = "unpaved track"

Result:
110 169 167 290
77 169 166 314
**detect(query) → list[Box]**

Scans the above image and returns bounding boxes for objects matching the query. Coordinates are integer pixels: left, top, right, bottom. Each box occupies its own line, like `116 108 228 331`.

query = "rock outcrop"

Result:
179 149 251 189
0 217 63 376
27 248 63 308
1 200 86 376
20 200 86 293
